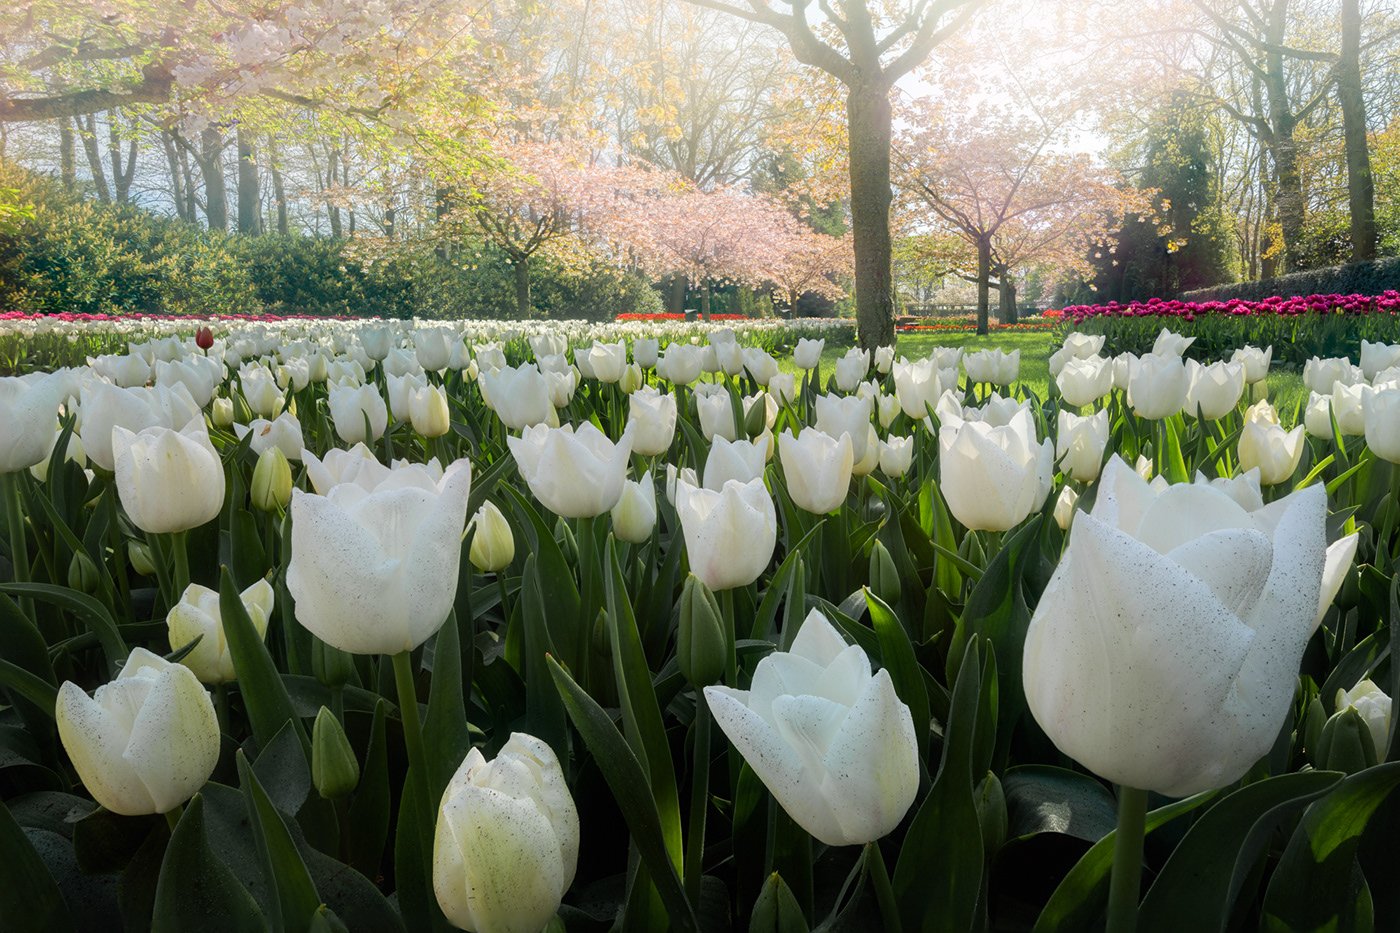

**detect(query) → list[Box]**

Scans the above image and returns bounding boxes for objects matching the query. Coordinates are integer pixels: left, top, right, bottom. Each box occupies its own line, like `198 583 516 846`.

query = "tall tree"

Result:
680 0 984 348
1339 0 1376 261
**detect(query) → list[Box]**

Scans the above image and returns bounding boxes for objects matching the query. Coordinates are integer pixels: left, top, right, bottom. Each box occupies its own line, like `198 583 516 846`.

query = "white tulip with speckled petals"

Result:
1023 456 1329 797
704 609 918 846
434 733 579 933
675 478 775 591
56 648 219 815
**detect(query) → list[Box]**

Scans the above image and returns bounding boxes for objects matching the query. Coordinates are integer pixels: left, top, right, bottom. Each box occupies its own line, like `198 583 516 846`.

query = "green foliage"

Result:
0 159 664 319
1181 255 1400 303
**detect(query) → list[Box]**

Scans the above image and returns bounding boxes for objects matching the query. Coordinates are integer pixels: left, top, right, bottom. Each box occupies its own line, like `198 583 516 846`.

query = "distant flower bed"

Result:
614 312 750 321
0 310 353 322
1059 291 1400 325
1061 290 1400 365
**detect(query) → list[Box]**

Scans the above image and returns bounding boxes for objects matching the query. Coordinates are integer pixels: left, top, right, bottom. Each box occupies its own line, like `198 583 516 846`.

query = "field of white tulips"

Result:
2 313 1400 933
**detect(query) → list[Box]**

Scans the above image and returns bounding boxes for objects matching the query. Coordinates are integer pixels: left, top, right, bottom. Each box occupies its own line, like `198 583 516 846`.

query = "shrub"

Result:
1180 256 1400 303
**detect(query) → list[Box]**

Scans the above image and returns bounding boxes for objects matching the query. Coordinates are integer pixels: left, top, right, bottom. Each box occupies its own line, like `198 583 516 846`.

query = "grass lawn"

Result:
795 327 1308 417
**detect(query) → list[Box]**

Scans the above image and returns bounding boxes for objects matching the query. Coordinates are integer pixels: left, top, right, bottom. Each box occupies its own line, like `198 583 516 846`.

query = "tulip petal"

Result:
56 682 155 815
821 669 919 844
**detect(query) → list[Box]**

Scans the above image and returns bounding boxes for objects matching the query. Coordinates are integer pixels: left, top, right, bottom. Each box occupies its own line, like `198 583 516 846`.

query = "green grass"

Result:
797 328 1307 417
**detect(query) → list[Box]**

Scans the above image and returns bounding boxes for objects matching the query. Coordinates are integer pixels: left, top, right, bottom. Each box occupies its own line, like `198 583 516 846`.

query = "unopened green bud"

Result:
1316 706 1378 774
128 540 156 576
958 530 986 569
68 550 100 593
1301 695 1327 761
312 707 360 800
975 771 1008 854
251 447 292 512
869 540 901 606
750 872 805 933
619 363 643 394
744 393 768 439
678 574 727 687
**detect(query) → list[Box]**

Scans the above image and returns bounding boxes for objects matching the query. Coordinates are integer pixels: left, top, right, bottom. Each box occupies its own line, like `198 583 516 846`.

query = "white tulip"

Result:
874 345 895 374
328 382 389 445
704 436 767 490
287 459 472 655
588 340 628 383
628 386 678 456
742 347 780 386
1185 359 1245 419
1023 456 1328 797
940 408 1052 531
963 348 1019 385
80 382 200 472
0 372 70 473
1054 485 1079 530
815 393 873 461
1127 353 1188 420
113 417 225 534
1231 345 1273 384
433 733 579 933
1062 332 1106 359
696 391 738 443
851 425 880 477
1056 356 1112 408
410 383 452 438
779 428 853 514
1364 388 1400 463
612 471 658 544
234 412 305 461
508 422 633 518
1336 680 1392 756
658 344 704 385
834 348 869 391
1151 328 1195 357
1303 357 1363 394
675 478 776 591
1238 421 1305 485
56 648 220 815
705 609 918 846
633 337 660 368
167 579 274 684
878 435 913 479
239 365 285 419
892 356 941 420
479 364 553 432
1056 408 1109 482
794 338 825 370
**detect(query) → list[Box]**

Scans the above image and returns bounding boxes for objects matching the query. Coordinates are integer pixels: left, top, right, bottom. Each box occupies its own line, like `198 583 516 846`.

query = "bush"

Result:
0 159 665 320
1180 256 1400 303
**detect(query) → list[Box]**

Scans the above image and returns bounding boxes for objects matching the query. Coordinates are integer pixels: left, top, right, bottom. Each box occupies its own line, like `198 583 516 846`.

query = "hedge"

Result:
1180 256 1400 302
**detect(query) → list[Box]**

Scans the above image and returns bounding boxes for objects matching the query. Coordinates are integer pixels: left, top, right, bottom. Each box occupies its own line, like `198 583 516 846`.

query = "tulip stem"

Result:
163 803 184 834
171 530 190 599
3 472 32 617
684 698 711 902
866 842 902 933
1106 785 1148 933
392 651 431 806
718 588 737 687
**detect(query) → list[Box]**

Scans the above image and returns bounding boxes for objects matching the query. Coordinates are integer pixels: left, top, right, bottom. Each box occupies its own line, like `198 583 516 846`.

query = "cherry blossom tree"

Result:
768 225 851 313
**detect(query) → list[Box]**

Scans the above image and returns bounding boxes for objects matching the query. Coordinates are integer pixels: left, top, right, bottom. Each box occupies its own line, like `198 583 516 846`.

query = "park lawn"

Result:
798 326 1307 416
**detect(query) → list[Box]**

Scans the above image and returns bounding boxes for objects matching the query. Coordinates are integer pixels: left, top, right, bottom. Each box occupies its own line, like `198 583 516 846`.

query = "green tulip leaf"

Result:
423 611 470 801
236 749 322 933
220 565 309 756
346 699 392 880
0 798 71 933
152 794 264 933
866 589 931 764
603 537 683 871
1032 789 1216 933
1260 761 1400 932
1002 765 1117 844
893 640 987 933
0 582 126 674
521 554 570 764
1140 770 1343 932
548 655 698 932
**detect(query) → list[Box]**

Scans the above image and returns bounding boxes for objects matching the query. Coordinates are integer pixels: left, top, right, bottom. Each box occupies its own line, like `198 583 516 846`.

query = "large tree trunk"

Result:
846 82 896 350
666 276 687 315
236 127 260 234
1339 0 1376 262
514 254 531 317
200 127 228 232
1263 0 1306 272
59 118 75 190
975 233 992 334
78 114 110 201
998 269 1017 324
